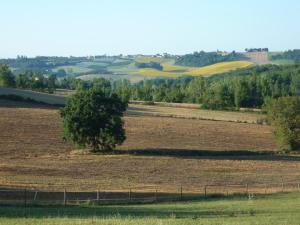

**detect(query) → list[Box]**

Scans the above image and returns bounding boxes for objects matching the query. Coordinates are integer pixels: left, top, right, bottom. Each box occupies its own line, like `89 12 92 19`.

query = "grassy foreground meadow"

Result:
1 192 300 225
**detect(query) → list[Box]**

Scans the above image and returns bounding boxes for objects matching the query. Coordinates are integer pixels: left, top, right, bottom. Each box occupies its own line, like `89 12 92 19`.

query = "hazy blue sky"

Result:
1 0 300 58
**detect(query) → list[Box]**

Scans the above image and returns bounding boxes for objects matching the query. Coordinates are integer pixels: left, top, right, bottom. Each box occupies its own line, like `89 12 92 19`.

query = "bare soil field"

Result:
1 100 300 193
242 52 271 65
128 104 264 124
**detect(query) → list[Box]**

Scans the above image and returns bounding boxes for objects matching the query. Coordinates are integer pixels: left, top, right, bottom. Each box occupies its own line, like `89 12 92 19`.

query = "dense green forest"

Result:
1 63 300 110
61 64 300 110
175 51 245 67
270 50 300 62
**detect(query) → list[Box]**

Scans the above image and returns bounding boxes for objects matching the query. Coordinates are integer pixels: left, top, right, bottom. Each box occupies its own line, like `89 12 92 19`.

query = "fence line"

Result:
1 181 300 206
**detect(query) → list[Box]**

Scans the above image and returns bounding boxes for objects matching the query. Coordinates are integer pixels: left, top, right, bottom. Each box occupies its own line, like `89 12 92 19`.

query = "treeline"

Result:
0 64 56 93
270 50 300 62
135 62 163 70
245 48 269 52
58 64 300 110
2 63 300 110
175 51 245 67
265 96 300 151
0 56 88 75
0 55 133 77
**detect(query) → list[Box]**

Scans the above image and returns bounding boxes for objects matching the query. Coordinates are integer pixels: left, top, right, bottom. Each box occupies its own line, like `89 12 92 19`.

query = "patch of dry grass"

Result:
128 104 264 124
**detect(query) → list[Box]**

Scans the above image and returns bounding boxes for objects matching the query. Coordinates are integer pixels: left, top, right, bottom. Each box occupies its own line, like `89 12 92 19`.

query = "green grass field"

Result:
53 66 93 75
1 192 300 224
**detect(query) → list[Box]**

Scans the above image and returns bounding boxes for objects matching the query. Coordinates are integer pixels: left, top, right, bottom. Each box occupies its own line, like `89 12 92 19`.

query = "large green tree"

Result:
60 88 127 152
0 64 15 87
265 97 300 151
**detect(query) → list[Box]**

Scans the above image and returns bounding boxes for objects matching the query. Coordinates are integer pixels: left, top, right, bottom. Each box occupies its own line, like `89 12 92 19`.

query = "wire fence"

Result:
1 182 300 206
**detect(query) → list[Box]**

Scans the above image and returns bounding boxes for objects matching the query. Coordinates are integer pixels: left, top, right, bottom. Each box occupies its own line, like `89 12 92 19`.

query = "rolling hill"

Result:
133 60 253 77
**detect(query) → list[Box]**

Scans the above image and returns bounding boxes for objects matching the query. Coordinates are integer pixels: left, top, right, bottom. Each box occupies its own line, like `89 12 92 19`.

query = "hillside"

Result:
133 59 253 77
69 56 254 80
4 51 297 82
1 54 256 82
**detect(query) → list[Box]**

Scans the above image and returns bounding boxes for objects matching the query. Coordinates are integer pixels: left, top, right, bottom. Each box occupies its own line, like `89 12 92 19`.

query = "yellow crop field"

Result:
184 61 254 76
161 63 189 72
134 61 254 77
134 68 181 77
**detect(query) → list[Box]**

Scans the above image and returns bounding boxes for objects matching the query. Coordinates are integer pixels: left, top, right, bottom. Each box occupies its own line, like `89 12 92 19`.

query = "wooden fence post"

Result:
34 191 38 202
180 185 183 200
155 189 158 202
226 185 229 197
24 189 27 208
265 184 267 194
64 188 67 207
204 186 207 198
129 188 132 201
97 189 99 204
246 183 249 195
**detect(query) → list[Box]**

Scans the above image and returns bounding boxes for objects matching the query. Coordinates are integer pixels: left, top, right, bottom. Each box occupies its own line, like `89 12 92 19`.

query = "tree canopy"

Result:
175 51 245 67
265 97 300 152
60 88 127 152
135 62 163 71
0 64 15 87
270 50 300 62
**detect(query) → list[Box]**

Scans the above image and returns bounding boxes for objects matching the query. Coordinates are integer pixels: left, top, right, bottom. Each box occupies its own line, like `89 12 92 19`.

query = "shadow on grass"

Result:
0 189 297 219
0 197 254 219
113 148 300 162
0 99 61 109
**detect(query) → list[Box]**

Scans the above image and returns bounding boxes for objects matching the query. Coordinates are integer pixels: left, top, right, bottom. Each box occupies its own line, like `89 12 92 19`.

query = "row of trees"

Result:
245 48 269 52
3 62 300 110
0 56 88 75
270 50 300 62
175 51 244 67
135 62 163 71
0 64 57 93
111 65 300 110
57 64 300 111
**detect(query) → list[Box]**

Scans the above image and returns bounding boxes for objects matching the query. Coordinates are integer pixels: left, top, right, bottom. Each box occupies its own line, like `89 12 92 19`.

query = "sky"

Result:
1 0 300 58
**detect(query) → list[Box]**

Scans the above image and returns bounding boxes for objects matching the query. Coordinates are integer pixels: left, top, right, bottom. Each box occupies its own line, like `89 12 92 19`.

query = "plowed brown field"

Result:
1 100 300 192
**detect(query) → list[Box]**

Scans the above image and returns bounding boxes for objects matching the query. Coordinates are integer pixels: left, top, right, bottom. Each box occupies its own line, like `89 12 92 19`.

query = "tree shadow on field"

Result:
113 148 300 162
0 99 60 109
